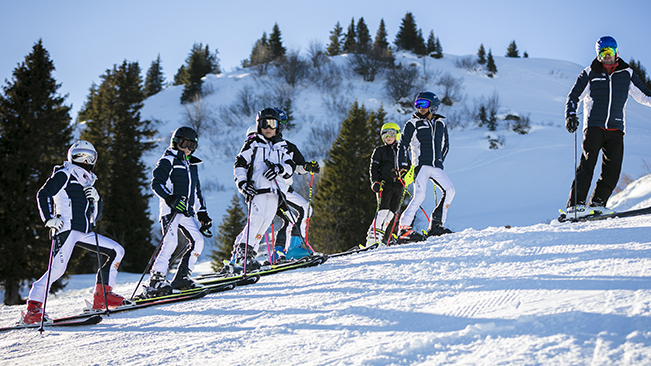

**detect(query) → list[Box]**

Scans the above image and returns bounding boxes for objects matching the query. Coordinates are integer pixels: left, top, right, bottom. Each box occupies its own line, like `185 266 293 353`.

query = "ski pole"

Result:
303 172 315 247
90 197 109 315
272 177 316 254
386 181 410 245
38 225 58 333
573 129 578 220
264 232 273 265
398 178 430 222
243 196 252 275
372 182 384 244
130 212 178 300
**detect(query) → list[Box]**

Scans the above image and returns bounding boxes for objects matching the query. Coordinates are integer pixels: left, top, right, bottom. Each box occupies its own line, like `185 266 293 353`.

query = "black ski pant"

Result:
567 127 624 207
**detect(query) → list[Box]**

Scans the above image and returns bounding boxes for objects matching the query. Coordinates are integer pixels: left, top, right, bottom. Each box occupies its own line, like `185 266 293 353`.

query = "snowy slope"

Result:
2 212 651 365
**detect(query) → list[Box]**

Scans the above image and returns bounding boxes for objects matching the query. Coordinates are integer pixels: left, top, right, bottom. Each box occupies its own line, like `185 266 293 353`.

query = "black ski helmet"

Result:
414 91 440 114
255 108 281 133
170 126 198 152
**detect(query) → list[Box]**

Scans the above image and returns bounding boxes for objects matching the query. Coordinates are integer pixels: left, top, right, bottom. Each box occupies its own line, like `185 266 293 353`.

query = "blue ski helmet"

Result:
414 91 440 114
595 36 617 55
274 108 288 134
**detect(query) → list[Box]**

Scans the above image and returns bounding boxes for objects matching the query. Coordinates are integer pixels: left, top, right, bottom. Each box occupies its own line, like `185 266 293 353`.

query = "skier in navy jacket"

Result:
564 36 651 217
145 126 212 297
398 91 455 240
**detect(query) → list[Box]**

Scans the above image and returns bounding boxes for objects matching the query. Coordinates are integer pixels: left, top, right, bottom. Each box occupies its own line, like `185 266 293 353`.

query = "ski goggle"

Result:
598 47 617 58
259 118 278 130
381 129 398 138
177 138 198 151
414 99 431 109
71 149 97 165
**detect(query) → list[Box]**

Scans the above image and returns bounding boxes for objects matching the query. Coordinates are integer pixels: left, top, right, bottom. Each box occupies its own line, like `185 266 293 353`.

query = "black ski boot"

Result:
397 227 426 243
427 224 453 237
144 271 173 298
170 256 203 291
234 243 261 272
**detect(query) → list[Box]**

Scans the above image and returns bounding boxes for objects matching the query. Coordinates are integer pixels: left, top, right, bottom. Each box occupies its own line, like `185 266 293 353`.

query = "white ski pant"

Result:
151 214 204 275
278 190 312 250
28 230 124 303
366 209 395 244
235 193 279 254
399 165 455 227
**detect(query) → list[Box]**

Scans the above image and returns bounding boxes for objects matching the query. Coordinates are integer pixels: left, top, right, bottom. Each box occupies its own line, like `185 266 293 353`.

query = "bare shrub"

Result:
454 56 479 72
301 116 339 161
307 39 328 71
385 64 423 108
278 49 310 87
182 95 216 136
348 49 394 82
437 72 465 106
505 113 531 134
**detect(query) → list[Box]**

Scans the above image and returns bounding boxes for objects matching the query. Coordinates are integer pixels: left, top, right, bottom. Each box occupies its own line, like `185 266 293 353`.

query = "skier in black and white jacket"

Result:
398 91 455 240
146 126 212 297
24 141 127 324
233 108 295 270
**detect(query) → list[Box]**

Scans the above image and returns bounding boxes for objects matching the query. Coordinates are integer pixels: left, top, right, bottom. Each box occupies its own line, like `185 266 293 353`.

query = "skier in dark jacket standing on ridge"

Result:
564 36 651 218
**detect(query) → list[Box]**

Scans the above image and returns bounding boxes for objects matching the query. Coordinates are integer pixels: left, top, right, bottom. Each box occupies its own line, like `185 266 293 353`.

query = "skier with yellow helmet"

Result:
365 122 410 246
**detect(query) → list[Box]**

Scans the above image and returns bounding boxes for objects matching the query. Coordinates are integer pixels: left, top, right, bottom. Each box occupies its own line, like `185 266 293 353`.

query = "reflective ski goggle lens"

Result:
381 129 398 138
178 138 198 151
598 47 616 58
414 99 431 109
260 118 278 129
71 149 97 165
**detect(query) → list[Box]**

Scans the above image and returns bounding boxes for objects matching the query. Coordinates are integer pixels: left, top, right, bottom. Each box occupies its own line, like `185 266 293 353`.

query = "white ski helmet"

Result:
246 124 257 139
67 140 98 167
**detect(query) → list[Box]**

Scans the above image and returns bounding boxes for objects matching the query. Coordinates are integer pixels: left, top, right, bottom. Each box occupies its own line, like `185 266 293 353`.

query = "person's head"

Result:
256 108 280 139
246 124 257 140
67 140 97 171
414 91 440 118
380 122 401 145
596 36 618 65
170 126 198 156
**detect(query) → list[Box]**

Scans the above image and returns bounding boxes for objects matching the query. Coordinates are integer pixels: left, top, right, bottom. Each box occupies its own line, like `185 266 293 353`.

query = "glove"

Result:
83 186 100 202
45 217 64 232
304 160 320 173
165 195 188 214
566 114 579 133
371 181 382 193
263 164 284 180
238 180 258 197
391 168 401 179
197 211 212 229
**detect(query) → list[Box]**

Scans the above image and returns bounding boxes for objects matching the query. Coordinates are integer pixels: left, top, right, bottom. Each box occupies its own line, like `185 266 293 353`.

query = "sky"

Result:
1 0 650 123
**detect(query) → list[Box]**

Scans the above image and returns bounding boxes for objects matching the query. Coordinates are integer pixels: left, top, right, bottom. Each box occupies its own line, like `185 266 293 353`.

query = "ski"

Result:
328 243 379 258
0 314 102 332
194 255 327 284
558 206 651 223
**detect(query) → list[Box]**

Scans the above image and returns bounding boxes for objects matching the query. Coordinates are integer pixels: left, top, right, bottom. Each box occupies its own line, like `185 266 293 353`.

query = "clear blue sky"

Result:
1 0 650 122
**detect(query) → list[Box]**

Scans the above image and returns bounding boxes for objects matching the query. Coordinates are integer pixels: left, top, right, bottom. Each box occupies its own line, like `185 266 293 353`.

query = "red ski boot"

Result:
22 300 50 324
92 284 127 310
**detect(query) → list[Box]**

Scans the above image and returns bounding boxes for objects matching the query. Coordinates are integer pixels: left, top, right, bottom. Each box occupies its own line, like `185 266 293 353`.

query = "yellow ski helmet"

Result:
380 122 401 144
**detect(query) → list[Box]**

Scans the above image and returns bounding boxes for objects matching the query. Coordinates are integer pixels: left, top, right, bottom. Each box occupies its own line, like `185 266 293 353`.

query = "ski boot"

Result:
234 244 261 272
427 224 453 237
397 226 426 243
92 284 129 310
170 265 203 291
22 300 51 324
143 271 173 298
589 198 614 215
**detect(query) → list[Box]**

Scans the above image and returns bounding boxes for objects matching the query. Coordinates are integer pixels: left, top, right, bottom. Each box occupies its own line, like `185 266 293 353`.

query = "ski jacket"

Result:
37 162 100 234
151 148 208 220
398 112 449 169
369 143 409 188
234 134 295 195
566 58 651 133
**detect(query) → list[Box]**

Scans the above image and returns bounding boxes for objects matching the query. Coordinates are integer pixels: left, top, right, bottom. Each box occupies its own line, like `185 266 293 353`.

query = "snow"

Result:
2 53 651 364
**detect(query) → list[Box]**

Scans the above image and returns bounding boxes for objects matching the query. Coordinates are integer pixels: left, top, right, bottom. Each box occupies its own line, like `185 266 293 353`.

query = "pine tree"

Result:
268 23 287 60
629 58 651 89
394 12 420 52
506 40 520 58
181 43 221 103
413 29 427 56
210 192 246 271
309 102 377 254
342 18 357 54
373 19 390 52
486 49 497 77
426 31 436 54
145 54 165 96
0 40 73 305
477 44 487 64
173 65 187 86
242 32 271 68
326 21 343 56
78 61 156 273
432 37 443 59
356 17 372 54
523 51 529 58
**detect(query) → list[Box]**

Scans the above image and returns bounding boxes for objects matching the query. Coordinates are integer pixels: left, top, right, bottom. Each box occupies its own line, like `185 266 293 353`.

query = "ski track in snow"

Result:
2 216 651 365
